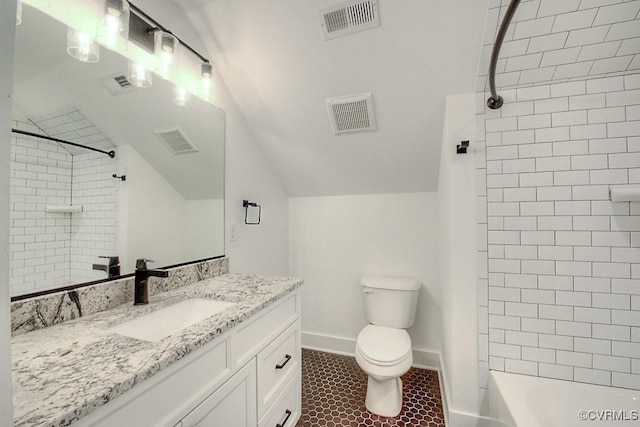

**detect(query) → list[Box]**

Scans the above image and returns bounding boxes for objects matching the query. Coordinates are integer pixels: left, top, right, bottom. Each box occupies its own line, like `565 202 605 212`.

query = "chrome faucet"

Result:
92 256 121 278
134 259 169 305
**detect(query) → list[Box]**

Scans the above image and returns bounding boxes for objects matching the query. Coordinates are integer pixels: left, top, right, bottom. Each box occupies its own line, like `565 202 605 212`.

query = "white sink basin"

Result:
108 298 236 342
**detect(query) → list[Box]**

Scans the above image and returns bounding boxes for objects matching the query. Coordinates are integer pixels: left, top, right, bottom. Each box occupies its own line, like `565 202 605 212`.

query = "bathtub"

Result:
489 371 640 427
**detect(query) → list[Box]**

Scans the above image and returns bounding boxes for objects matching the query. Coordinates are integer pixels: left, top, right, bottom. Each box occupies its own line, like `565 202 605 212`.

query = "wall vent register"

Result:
101 72 138 96
154 126 199 155
318 0 379 40
326 93 377 135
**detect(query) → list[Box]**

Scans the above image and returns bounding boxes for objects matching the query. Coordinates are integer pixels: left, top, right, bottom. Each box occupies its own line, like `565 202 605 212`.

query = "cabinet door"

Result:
179 359 256 427
257 320 300 418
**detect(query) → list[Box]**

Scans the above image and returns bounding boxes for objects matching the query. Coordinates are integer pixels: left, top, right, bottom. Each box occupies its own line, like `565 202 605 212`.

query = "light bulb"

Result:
103 14 121 46
201 62 213 96
98 0 130 50
154 31 178 79
173 86 192 107
127 62 152 88
67 28 100 63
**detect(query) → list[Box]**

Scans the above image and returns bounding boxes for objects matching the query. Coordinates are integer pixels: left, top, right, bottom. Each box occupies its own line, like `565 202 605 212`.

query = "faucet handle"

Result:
135 258 156 270
99 255 120 265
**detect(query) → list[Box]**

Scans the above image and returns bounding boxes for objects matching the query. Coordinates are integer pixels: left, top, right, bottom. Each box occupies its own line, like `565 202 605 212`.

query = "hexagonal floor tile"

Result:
296 349 445 426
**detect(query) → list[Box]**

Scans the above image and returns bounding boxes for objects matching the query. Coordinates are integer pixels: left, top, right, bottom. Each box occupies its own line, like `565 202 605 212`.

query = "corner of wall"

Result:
438 93 482 421
0 0 16 423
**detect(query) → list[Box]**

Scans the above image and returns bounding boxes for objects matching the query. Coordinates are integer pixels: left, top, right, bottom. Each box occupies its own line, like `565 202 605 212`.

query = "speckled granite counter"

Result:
12 273 303 427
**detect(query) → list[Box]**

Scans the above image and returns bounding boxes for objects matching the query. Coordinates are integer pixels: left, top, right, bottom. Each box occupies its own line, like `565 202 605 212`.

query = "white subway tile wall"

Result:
477 74 640 390
10 121 73 295
478 0 640 91
9 118 118 296
69 151 117 283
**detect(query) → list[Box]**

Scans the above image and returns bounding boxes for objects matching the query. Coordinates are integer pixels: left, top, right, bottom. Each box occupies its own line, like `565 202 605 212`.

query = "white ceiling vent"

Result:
154 126 199 155
101 73 138 96
326 93 377 135
318 0 379 41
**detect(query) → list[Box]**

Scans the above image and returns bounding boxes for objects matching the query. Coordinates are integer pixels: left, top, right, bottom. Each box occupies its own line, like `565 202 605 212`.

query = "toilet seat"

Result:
356 325 412 367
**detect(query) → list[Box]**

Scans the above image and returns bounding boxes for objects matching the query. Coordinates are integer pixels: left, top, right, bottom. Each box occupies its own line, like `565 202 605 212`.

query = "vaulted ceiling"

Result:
175 0 487 196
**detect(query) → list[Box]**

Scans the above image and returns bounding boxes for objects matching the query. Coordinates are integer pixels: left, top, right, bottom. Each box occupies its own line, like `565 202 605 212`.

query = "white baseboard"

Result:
301 331 356 356
438 355 490 427
446 411 490 427
301 331 440 370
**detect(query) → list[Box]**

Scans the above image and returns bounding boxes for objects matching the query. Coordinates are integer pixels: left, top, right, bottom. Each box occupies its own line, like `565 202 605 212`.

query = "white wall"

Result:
289 193 440 354
134 0 290 276
184 199 225 263
117 145 224 272
438 93 480 425
222 90 290 276
0 0 16 422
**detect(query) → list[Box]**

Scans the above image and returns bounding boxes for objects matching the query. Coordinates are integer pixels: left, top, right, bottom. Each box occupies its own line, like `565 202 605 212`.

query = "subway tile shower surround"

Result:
10 121 74 294
474 0 640 401
9 117 117 296
478 74 640 390
478 0 640 91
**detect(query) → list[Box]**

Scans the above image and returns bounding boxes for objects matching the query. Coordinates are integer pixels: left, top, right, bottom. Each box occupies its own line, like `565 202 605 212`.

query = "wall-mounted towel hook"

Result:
112 174 126 181
457 140 469 154
243 200 261 225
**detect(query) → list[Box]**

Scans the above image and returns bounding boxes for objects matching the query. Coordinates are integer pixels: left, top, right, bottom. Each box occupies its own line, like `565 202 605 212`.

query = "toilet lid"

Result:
357 325 411 364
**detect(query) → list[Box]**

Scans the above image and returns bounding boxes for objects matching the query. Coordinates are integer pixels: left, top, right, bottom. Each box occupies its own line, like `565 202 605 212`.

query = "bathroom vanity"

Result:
11 265 303 427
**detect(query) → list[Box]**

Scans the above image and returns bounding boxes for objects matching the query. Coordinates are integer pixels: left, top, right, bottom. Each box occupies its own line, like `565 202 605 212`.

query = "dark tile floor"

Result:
296 348 446 427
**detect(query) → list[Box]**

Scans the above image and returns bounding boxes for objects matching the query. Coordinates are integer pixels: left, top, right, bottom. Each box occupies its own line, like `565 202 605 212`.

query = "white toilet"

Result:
355 276 420 417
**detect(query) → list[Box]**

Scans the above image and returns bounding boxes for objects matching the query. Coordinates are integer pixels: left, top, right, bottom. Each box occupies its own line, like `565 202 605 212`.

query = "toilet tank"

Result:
361 276 421 328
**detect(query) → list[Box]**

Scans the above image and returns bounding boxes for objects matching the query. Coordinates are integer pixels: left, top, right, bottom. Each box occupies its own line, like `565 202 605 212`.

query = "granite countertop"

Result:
12 273 303 427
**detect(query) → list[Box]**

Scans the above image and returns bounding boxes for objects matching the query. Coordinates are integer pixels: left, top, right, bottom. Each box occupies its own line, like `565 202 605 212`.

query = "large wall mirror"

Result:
10 5 225 298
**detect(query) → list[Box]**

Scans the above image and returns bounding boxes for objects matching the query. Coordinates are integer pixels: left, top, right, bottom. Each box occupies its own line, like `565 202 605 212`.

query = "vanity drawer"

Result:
232 292 299 368
258 370 301 427
257 319 301 418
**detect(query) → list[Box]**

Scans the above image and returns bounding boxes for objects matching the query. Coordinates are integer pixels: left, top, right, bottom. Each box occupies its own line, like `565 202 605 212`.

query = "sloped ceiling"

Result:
176 0 487 196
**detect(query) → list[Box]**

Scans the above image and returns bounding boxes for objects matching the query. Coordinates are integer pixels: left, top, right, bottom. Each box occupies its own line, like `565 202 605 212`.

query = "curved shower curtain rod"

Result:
487 0 522 110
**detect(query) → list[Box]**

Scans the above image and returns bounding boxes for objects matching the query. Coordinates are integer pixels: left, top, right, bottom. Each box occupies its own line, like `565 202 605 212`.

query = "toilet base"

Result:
365 376 403 417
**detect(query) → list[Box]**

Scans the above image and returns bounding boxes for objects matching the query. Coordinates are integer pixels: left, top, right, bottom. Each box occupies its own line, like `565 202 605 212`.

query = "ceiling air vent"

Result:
101 73 138 96
318 0 379 40
326 93 377 135
154 126 199 155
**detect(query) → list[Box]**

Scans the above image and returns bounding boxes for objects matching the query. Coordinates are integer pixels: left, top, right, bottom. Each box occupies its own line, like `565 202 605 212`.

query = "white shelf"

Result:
610 185 640 202
45 205 83 213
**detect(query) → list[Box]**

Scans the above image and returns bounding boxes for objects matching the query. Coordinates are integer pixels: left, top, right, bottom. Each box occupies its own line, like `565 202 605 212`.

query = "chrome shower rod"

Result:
487 0 522 110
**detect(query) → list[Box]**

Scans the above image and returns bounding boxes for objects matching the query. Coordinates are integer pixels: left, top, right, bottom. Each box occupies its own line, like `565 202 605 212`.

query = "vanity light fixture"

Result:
154 30 178 79
67 28 100 63
127 61 152 87
173 86 192 107
98 0 130 50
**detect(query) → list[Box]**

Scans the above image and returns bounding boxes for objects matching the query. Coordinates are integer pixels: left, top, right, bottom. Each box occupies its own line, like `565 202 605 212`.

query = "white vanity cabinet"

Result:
74 290 301 427
176 359 257 427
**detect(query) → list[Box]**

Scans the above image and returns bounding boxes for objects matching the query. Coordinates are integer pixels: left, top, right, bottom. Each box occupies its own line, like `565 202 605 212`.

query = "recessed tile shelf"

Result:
45 205 83 213
610 185 640 202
